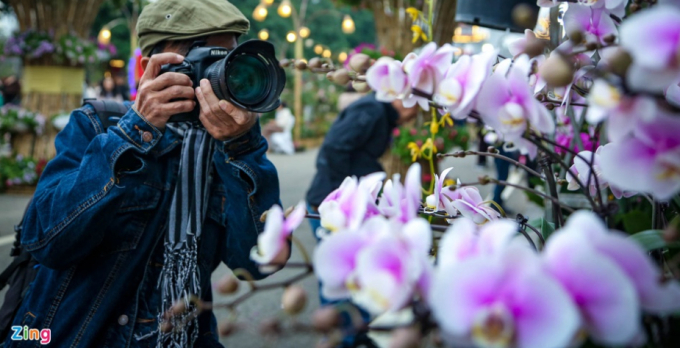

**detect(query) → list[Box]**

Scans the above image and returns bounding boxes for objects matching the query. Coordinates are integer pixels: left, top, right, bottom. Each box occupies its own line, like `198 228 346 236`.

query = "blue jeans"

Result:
307 204 373 347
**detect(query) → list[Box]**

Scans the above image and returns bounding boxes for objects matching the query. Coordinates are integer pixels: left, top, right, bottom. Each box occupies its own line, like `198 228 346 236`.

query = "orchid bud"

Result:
351 81 370 93
171 300 187 315
311 307 340 333
388 326 421 348
326 71 334 82
603 47 632 77
332 69 351 85
259 318 282 335
478 175 491 185
308 57 322 69
569 30 584 45
585 42 598 51
279 59 291 68
260 210 268 223
522 40 546 59
539 53 575 87
546 103 555 111
603 34 616 44
218 321 238 337
512 4 538 30
281 285 307 315
487 146 498 154
295 60 308 70
348 53 371 73
160 321 174 333
215 275 239 294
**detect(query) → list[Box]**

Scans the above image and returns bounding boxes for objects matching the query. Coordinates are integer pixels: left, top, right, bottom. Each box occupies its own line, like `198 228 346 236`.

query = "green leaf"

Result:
529 218 555 240
622 210 652 234
629 230 680 251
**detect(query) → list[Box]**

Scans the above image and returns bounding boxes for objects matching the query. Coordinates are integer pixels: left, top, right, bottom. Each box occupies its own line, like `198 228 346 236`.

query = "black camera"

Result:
159 40 286 121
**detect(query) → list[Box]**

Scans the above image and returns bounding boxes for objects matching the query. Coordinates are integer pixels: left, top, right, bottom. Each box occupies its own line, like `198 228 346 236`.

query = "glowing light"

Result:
258 29 270 41
98 28 111 45
482 43 494 53
338 52 348 63
278 0 292 18
253 4 268 21
341 14 355 34
286 31 297 43
314 44 324 55
322 49 332 58
299 26 311 38
263 0 274 4
110 60 125 68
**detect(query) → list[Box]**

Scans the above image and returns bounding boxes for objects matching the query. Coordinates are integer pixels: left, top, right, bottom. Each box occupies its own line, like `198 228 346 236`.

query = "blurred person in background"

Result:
262 101 295 154
1 76 21 105
305 92 417 348
98 75 126 102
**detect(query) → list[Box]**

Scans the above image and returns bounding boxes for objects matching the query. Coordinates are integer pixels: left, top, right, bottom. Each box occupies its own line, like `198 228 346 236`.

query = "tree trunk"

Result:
8 0 106 159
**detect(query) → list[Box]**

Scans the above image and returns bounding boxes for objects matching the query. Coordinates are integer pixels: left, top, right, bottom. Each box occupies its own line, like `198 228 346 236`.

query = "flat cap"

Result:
137 0 250 57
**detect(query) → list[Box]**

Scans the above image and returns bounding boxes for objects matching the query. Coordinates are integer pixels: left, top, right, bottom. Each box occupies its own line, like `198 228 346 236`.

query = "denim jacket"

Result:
3 104 281 348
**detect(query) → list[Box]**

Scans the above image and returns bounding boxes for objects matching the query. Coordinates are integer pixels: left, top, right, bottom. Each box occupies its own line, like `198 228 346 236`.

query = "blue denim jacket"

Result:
3 104 281 348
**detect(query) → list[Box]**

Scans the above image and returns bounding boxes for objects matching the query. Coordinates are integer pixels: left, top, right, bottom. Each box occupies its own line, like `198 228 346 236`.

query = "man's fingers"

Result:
199 79 221 111
140 53 184 84
156 85 195 102
146 72 193 91
158 100 196 116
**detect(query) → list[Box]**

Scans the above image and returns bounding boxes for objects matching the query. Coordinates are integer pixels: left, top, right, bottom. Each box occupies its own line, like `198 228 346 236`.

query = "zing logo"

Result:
11 326 51 345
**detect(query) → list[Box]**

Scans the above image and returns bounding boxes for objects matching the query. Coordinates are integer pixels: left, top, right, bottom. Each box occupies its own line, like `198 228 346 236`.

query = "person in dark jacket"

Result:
305 92 417 347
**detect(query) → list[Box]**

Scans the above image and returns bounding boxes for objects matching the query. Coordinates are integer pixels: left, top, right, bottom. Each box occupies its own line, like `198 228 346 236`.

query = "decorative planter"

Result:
456 0 539 32
5 184 36 195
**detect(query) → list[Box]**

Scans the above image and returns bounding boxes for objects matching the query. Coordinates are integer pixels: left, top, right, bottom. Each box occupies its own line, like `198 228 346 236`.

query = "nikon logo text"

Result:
210 49 229 56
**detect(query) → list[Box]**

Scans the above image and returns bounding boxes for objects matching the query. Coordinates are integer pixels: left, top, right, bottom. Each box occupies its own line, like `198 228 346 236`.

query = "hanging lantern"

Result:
456 0 538 33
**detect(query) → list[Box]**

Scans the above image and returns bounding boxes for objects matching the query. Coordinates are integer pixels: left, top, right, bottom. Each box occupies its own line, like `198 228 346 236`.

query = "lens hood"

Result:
219 40 286 114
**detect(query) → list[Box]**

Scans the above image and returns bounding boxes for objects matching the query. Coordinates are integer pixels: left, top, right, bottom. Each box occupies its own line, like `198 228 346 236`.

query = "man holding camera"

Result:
3 1 281 347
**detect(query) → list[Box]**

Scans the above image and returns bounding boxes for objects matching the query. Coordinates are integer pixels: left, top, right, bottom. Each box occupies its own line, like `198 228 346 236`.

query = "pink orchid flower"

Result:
366 57 410 102
567 146 635 201
442 183 501 224
378 163 422 224
564 5 617 49
543 212 641 345
434 50 495 119
600 111 680 200
318 172 386 232
586 79 657 142
666 80 680 107
314 216 432 314
437 217 519 269
620 5 680 92
402 42 456 110
250 202 306 271
476 57 555 158
552 211 680 314
431 244 581 348
424 167 456 213
352 218 433 314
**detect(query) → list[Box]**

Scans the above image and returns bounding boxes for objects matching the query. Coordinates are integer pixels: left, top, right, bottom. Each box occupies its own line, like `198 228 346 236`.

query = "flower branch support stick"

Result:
438 150 544 178
290 235 311 264
539 154 564 228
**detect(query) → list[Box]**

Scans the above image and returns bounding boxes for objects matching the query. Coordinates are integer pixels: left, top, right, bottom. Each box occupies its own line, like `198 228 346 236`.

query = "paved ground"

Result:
0 146 542 347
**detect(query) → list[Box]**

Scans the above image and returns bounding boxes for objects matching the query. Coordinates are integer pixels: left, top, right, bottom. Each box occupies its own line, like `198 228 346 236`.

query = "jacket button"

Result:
142 131 153 143
118 314 129 326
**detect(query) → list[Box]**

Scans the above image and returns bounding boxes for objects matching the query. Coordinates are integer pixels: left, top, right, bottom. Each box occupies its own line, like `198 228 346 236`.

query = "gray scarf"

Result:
157 121 215 348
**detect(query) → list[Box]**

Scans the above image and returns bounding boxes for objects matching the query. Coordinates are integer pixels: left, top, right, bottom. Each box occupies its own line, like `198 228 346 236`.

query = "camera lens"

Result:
225 55 270 106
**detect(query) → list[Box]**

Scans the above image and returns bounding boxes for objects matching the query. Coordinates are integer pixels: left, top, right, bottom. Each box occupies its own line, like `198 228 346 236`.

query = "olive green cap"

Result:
136 0 250 57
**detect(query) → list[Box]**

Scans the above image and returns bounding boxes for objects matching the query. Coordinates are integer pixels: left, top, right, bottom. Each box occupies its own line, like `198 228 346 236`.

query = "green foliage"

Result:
391 124 470 164
629 229 680 251
0 155 45 191
529 217 555 240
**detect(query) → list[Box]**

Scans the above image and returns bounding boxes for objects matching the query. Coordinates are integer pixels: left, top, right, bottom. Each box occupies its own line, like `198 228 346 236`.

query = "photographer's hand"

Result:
195 79 258 141
135 53 196 129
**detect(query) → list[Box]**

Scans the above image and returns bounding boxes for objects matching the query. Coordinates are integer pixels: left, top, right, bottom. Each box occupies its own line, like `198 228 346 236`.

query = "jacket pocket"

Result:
207 187 226 227
96 183 162 255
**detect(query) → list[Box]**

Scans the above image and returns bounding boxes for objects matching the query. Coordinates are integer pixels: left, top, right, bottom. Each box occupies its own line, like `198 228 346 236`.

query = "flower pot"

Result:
456 0 539 33
5 184 36 195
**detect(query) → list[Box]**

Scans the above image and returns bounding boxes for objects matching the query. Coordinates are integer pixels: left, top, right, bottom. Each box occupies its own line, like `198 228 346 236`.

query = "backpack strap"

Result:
82 99 130 130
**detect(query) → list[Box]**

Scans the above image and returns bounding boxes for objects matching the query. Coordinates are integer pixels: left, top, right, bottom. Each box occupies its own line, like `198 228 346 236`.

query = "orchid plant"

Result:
166 1 680 347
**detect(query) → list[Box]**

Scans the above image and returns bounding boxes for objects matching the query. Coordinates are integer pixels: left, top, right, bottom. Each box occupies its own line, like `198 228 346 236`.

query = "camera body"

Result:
159 40 286 122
